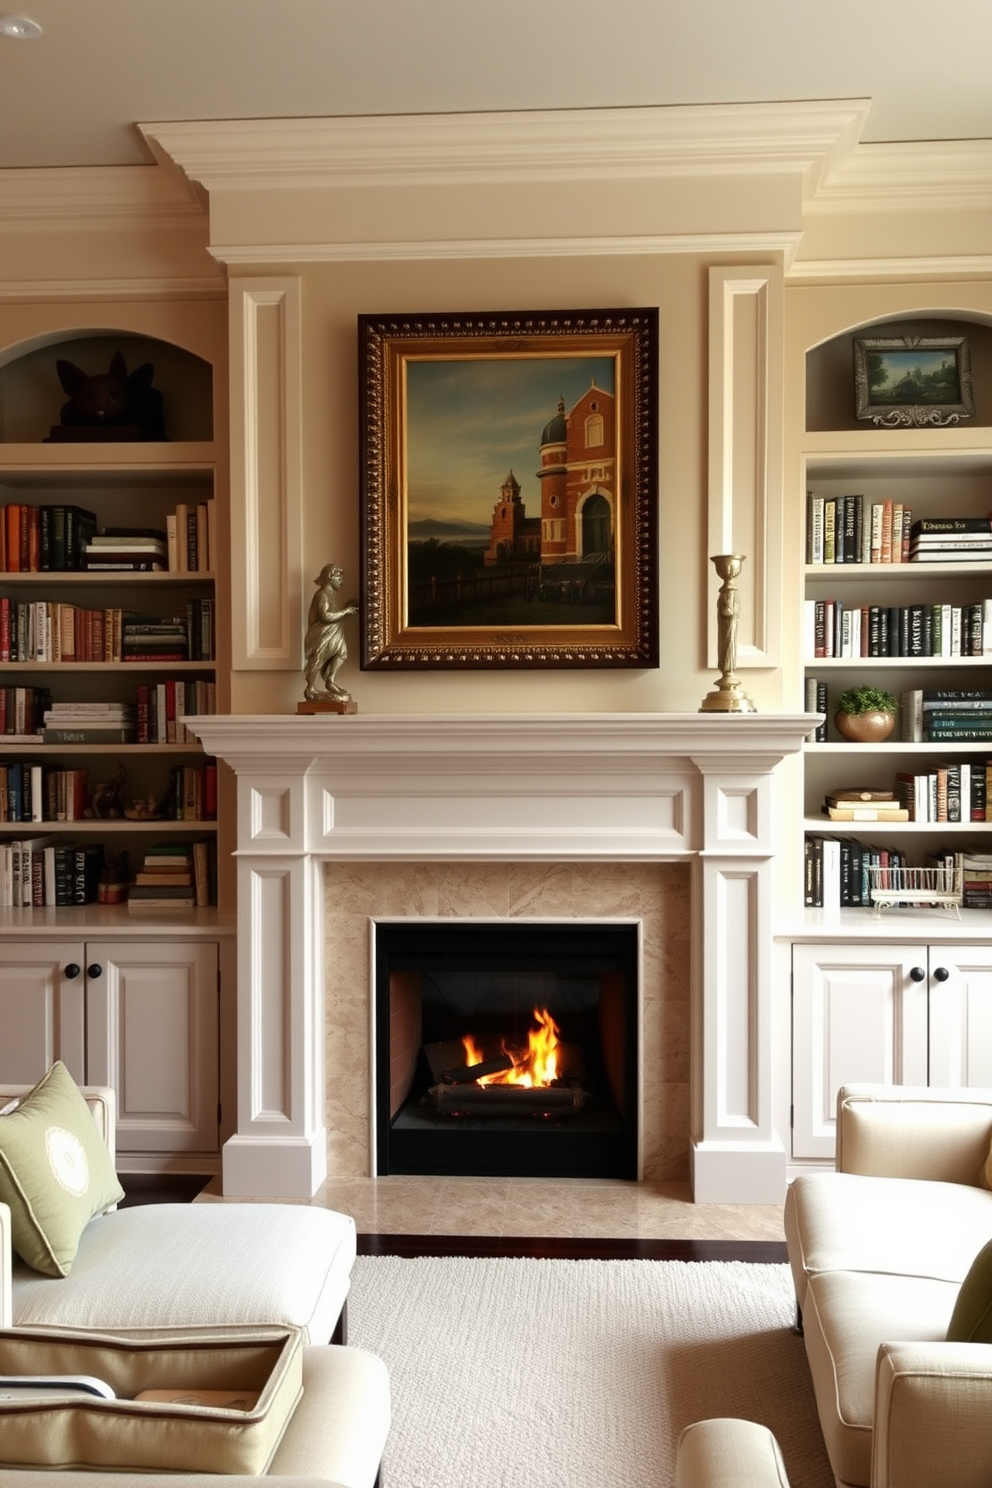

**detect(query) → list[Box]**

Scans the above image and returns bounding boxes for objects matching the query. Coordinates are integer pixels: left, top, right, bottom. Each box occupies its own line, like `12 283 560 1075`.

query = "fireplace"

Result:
374 919 639 1179
189 712 816 1203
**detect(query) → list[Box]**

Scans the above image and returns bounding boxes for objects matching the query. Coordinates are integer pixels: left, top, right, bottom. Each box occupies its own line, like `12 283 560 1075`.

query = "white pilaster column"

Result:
690 751 785 1203
220 759 328 1197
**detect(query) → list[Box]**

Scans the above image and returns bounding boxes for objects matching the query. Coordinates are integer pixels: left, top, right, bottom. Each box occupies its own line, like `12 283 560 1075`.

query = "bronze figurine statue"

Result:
303 563 359 704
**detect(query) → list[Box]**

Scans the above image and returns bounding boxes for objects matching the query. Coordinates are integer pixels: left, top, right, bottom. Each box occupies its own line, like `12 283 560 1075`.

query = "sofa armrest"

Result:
0 1200 11 1328
676 1419 792 1488
836 1084 992 1184
872 1341 992 1488
0 1082 117 1168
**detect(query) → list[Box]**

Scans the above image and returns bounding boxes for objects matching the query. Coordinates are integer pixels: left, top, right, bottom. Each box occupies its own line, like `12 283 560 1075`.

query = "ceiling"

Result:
1 0 990 172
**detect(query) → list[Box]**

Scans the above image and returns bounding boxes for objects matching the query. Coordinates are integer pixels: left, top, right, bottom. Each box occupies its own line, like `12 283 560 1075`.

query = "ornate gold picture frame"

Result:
359 308 658 669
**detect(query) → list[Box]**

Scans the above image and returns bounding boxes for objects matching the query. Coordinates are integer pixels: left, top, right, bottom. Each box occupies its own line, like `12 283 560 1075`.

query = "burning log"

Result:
440 1055 514 1084
428 1081 585 1118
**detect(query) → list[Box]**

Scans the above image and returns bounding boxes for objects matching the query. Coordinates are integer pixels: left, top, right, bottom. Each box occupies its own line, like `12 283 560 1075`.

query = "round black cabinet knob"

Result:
909 966 926 982
64 963 81 979
932 966 950 983
86 964 103 979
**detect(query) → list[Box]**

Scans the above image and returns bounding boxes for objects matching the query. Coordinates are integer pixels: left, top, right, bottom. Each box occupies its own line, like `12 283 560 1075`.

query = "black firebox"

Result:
373 920 639 1179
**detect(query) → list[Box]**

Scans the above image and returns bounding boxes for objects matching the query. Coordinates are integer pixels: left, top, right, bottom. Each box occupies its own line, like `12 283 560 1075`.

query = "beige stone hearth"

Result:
323 860 691 1181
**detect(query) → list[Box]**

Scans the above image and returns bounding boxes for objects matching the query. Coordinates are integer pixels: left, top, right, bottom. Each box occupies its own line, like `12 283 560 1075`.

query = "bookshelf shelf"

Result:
0 330 222 920
801 315 992 918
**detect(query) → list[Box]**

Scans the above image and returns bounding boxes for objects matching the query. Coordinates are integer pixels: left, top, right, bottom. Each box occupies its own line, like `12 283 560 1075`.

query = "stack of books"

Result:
908 517 992 562
127 839 213 908
128 841 196 908
42 701 137 744
823 789 909 822
901 689 992 744
121 615 189 663
81 528 168 572
0 837 103 907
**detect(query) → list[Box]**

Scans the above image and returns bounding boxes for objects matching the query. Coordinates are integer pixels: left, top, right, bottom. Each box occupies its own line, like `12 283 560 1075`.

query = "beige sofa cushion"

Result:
0 1344 390 1488
872 1341 992 1488
12 1202 356 1345
784 1172 992 1308
802 1270 956 1488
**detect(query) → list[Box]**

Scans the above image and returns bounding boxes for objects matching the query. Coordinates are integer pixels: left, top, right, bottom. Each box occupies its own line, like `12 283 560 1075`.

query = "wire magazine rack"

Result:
868 864 963 918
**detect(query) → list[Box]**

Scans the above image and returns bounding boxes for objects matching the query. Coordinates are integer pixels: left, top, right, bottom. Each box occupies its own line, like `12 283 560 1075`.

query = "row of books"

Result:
137 680 217 744
804 835 908 908
806 500 992 568
804 599 992 659
806 494 912 565
893 762 991 823
0 502 216 574
0 837 104 907
0 686 52 740
806 836 992 911
0 598 215 662
126 839 215 909
0 836 217 909
901 690 992 744
928 850 992 909
0 758 216 824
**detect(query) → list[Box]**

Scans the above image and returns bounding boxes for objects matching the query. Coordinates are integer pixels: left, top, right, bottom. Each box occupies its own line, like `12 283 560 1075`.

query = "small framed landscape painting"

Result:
358 308 658 669
853 334 974 427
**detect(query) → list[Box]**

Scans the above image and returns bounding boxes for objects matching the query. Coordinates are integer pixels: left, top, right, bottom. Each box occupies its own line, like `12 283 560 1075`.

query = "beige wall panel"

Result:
227 252 796 719
229 278 303 670
707 267 783 670
206 174 803 261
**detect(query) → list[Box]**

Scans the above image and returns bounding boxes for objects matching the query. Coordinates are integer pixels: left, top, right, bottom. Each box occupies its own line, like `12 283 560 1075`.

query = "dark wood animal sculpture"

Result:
48 350 166 441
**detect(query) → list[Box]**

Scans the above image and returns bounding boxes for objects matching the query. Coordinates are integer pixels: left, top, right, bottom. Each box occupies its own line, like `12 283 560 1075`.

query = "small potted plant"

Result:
833 685 899 743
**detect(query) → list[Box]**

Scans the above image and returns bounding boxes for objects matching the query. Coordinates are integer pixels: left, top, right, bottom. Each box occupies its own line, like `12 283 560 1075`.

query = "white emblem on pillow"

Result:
45 1124 90 1197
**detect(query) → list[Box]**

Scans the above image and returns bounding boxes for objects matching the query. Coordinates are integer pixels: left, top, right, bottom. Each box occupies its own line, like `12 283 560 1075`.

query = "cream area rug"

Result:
347 1255 833 1488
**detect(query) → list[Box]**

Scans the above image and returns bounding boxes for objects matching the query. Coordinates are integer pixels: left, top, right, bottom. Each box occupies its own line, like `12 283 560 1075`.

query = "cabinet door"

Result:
85 941 219 1155
928 944 992 1088
0 943 86 1085
792 942 929 1159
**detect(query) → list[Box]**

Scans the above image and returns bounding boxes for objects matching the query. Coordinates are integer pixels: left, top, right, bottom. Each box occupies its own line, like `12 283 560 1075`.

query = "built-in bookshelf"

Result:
801 319 992 916
0 330 225 919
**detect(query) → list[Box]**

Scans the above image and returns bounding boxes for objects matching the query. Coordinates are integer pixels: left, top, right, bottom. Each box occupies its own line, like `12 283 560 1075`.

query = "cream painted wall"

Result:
229 251 788 719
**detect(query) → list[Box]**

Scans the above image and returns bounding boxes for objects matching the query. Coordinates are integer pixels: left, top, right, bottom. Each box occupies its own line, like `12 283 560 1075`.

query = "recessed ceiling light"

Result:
0 14 42 38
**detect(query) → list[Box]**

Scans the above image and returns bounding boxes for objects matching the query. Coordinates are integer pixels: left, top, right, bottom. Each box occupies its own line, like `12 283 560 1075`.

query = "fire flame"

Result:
461 1007 560 1088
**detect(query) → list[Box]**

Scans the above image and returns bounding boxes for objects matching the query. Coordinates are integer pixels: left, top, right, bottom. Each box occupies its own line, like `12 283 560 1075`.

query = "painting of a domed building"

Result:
406 369 617 628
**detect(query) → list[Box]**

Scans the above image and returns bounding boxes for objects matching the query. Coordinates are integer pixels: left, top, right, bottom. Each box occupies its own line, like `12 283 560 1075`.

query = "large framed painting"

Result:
853 334 974 427
358 308 658 669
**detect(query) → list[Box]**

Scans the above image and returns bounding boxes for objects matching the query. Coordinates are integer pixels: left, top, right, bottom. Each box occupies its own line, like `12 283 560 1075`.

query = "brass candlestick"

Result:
699 553 757 713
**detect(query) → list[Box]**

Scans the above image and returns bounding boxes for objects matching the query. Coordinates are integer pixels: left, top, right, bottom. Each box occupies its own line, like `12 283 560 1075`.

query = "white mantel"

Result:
191 711 816 1204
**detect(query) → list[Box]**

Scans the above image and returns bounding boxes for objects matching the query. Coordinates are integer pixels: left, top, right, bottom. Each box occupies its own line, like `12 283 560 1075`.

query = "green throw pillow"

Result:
947 1237 992 1344
0 1061 124 1277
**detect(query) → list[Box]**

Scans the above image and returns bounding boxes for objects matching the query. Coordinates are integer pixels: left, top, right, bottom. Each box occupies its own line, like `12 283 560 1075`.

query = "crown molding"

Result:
805 138 992 213
0 276 225 302
140 101 871 194
0 165 204 226
788 253 992 282
213 231 803 267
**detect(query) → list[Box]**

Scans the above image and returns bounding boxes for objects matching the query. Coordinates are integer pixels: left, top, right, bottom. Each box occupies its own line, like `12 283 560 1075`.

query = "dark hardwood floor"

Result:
118 1175 786 1263
357 1234 787 1262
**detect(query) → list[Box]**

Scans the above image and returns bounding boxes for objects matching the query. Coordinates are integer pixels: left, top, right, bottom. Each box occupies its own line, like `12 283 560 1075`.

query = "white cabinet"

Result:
792 939 992 1158
0 937 219 1162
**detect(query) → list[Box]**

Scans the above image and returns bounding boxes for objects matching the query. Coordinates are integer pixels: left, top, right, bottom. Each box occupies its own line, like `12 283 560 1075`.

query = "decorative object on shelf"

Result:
853 335 974 428
358 307 658 670
699 554 757 713
299 562 359 714
833 685 898 742
97 853 129 905
45 351 166 442
85 762 126 818
868 863 963 918
123 795 162 820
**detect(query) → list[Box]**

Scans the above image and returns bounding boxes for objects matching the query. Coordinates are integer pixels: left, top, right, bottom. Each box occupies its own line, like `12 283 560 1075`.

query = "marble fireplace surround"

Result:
191 712 814 1205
